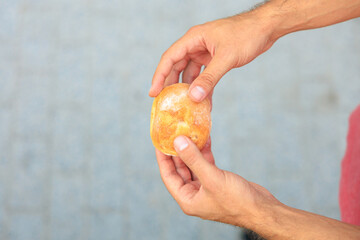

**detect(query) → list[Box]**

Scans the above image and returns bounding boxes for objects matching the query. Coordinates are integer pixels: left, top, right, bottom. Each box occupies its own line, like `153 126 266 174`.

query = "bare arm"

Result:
156 136 360 240
240 2 360 237
149 0 360 101
260 0 360 40
153 1 360 239
250 201 360 239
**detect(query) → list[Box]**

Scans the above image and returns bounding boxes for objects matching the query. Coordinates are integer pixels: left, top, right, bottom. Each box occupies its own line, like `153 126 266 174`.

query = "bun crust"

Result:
150 83 211 156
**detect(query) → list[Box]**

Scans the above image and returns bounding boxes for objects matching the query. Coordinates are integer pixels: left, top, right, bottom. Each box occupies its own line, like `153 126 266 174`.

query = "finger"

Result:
173 136 220 186
191 136 214 181
164 59 189 87
200 65 214 111
201 136 215 165
208 89 214 112
188 54 233 102
155 149 185 196
173 156 192 183
149 38 191 97
182 60 202 84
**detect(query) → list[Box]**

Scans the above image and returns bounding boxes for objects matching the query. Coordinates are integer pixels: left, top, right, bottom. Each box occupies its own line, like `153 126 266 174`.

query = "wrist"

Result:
238 199 293 239
249 0 302 41
231 1 294 45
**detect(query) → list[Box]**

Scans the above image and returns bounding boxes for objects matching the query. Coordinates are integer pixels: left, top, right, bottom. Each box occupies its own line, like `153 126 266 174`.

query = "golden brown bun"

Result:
150 83 211 156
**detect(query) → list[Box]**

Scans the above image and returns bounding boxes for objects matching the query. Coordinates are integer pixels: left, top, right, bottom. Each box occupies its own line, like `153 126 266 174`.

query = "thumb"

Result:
188 54 233 102
174 136 219 184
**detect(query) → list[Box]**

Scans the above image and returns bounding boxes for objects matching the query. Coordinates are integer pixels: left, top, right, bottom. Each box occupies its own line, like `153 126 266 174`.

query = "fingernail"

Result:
190 86 205 101
174 136 189 151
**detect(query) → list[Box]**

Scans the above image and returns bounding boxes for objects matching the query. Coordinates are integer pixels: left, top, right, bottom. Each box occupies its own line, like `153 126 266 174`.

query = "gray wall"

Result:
0 0 359 239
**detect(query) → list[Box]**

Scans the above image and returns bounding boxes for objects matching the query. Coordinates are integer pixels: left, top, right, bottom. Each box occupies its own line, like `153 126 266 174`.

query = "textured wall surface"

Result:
0 0 359 239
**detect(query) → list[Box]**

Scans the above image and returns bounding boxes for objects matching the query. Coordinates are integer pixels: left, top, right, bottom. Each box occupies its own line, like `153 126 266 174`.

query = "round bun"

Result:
150 83 211 156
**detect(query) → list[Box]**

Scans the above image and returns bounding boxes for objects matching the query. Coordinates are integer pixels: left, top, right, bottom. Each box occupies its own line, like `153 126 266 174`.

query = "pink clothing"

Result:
340 105 360 226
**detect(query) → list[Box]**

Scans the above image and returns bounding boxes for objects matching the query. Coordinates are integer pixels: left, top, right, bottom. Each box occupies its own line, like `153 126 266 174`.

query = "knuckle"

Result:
182 208 192 216
198 72 216 89
181 204 195 216
187 25 201 35
173 60 187 73
188 67 202 79
190 72 199 80
183 151 198 168
173 65 182 72
160 51 168 61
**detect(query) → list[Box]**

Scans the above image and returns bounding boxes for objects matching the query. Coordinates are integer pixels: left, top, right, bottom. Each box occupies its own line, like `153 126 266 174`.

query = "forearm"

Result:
252 0 360 41
245 202 360 240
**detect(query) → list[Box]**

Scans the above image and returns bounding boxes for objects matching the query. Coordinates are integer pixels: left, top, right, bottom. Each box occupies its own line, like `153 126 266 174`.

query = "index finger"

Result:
149 37 191 97
174 136 221 187
155 149 185 198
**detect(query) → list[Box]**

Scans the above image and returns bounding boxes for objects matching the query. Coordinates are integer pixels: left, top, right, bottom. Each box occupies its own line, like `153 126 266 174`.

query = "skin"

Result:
150 0 360 239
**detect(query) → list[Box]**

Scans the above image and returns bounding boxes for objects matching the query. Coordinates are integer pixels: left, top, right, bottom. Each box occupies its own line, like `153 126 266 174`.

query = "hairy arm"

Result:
158 135 360 240
153 1 360 239
149 0 360 101
234 2 360 238
258 0 360 40
246 202 360 239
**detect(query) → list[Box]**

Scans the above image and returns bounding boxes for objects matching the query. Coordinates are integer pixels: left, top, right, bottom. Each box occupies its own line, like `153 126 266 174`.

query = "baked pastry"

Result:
150 83 211 156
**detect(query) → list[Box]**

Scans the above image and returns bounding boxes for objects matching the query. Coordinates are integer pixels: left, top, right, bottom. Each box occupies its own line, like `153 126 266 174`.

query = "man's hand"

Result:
153 0 360 238
156 136 360 239
156 135 279 227
149 0 360 103
149 10 277 102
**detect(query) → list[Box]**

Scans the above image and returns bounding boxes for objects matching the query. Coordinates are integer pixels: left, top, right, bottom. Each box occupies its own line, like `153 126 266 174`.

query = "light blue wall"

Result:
0 0 359 239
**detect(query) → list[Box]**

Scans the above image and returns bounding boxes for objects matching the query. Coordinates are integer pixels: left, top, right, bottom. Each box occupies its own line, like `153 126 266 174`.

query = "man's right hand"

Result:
149 7 278 102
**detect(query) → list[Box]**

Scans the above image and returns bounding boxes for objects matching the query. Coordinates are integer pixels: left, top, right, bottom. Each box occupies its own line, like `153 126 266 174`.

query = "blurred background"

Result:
0 0 359 239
